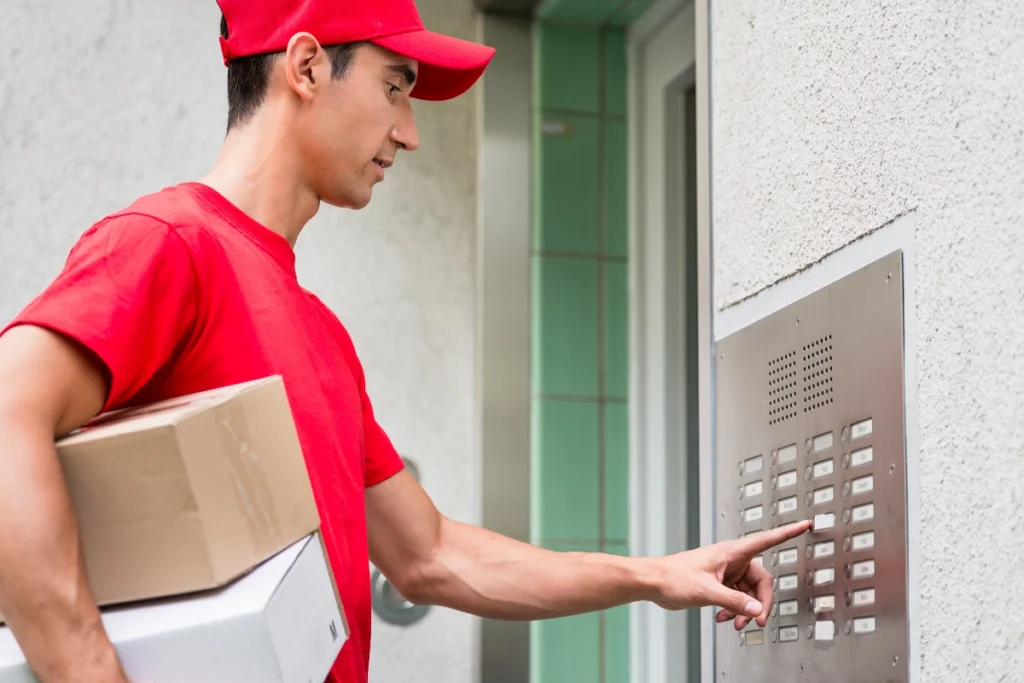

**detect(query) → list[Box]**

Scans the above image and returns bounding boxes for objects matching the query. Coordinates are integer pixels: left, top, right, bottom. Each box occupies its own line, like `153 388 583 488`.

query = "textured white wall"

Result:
0 1 479 682
712 2 1024 681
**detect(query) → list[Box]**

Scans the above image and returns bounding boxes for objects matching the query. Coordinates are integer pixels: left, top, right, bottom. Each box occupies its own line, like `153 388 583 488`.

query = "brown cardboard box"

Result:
0 376 320 623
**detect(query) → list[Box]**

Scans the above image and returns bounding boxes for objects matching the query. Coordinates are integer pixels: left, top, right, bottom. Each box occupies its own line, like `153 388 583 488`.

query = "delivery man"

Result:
0 0 811 681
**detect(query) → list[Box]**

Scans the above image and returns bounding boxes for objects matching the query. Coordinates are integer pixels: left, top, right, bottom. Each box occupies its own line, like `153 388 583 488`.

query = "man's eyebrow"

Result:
388 64 417 86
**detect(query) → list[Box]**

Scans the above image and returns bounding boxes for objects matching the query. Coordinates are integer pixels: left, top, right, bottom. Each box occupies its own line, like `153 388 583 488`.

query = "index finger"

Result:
735 520 812 556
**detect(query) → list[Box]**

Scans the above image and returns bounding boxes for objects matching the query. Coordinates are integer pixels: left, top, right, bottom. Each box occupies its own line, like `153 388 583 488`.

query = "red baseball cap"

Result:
216 0 496 102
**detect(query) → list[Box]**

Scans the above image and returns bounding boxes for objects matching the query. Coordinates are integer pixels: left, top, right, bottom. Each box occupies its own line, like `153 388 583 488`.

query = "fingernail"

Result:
746 601 762 616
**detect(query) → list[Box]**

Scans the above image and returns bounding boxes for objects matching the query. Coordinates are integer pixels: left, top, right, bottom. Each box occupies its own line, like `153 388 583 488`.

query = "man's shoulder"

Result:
71 184 223 259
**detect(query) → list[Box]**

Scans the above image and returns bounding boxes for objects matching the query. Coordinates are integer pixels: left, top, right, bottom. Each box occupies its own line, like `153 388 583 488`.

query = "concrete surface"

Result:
712 2 1024 681
0 1 480 681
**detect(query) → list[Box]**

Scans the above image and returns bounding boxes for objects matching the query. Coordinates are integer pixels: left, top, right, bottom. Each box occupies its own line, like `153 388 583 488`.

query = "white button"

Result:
745 455 764 473
852 503 875 523
779 548 799 565
852 560 876 579
745 480 764 498
814 540 835 559
744 629 764 646
779 574 799 591
779 625 799 643
813 485 835 506
779 600 799 616
853 588 876 606
778 444 798 463
745 505 764 523
778 496 799 515
852 474 874 495
851 419 873 440
778 470 798 489
851 447 873 468
813 595 836 613
814 620 835 641
813 459 835 479
752 555 764 566
813 513 836 531
852 531 875 551
813 432 834 452
853 616 876 634
813 567 835 586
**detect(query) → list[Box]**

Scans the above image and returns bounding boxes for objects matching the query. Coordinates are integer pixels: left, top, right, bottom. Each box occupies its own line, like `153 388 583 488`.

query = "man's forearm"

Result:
0 412 126 683
405 517 662 621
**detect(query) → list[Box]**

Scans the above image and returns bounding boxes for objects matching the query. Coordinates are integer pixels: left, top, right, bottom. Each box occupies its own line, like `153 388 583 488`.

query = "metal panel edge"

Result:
476 13 533 683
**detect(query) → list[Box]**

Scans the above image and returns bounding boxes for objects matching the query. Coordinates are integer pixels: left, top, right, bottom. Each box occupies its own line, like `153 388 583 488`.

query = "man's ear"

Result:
283 32 328 101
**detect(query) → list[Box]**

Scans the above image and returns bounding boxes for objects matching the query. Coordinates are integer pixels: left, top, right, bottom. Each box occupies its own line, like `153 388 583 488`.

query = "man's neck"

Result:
198 113 320 248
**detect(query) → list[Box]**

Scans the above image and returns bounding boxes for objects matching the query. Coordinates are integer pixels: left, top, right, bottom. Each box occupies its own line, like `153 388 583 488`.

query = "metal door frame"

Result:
626 0 714 681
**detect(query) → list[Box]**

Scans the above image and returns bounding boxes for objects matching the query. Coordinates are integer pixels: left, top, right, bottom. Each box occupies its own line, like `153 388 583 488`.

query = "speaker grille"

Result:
802 335 833 413
768 350 798 425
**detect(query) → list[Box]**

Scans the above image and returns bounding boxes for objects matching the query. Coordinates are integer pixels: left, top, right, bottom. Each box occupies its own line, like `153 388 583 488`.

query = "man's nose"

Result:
391 106 420 152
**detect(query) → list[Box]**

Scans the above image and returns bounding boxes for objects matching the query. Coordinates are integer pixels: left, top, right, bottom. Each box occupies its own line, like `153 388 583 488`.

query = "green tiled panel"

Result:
604 262 629 398
603 29 628 118
535 114 601 254
604 120 628 257
532 399 600 541
537 0 623 28
609 0 661 26
603 402 629 542
530 609 601 683
532 256 600 396
534 23 600 114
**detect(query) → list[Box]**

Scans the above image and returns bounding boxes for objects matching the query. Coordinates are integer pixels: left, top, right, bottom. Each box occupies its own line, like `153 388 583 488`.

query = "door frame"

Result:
627 0 714 681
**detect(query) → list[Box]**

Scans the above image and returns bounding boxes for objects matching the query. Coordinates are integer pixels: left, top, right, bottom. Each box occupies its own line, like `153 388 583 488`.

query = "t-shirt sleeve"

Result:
359 371 407 488
3 213 198 413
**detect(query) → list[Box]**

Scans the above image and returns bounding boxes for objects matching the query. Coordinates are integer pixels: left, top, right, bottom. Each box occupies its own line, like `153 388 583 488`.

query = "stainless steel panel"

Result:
477 13 532 683
714 251 908 683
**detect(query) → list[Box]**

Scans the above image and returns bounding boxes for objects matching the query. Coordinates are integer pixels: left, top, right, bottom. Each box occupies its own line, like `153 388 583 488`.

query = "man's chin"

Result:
323 188 372 211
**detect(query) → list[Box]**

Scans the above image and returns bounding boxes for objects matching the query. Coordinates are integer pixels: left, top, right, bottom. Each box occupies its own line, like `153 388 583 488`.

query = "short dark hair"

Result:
220 15 363 131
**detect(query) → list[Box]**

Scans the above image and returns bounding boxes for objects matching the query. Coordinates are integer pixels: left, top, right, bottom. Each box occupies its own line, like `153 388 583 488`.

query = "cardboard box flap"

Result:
60 377 285 447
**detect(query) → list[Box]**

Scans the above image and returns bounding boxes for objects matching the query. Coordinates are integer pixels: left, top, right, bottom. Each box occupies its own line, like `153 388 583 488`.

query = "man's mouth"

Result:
373 157 392 170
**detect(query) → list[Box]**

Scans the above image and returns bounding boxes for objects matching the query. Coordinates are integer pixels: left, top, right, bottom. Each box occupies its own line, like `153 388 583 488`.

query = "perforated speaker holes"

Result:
802 335 833 413
769 350 798 425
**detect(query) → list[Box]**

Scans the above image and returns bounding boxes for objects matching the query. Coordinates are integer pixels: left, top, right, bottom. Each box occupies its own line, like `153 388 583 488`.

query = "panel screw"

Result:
799 662 806 673
886 273 892 283
893 656 899 667
890 464 896 475
796 317 801 326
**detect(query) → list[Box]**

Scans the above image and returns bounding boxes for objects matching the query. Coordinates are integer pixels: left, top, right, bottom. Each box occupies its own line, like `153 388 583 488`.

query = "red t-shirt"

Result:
4 182 405 682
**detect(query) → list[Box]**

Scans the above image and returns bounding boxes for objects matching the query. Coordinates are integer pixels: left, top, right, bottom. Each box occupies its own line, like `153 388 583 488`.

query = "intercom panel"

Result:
714 251 909 683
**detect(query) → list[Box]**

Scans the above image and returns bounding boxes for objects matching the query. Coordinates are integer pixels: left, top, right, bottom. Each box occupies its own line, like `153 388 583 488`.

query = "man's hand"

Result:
651 520 813 630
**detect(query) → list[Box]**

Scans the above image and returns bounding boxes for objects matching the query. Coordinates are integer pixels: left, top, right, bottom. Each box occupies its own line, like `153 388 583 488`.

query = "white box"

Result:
0 533 346 683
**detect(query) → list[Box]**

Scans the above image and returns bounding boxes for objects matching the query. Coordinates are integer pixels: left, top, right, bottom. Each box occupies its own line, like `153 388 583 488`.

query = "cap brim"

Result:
371 30 496 102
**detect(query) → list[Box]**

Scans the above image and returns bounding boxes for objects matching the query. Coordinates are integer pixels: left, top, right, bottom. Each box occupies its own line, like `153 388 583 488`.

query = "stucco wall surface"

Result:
0 1 480 681
712 2 1024 680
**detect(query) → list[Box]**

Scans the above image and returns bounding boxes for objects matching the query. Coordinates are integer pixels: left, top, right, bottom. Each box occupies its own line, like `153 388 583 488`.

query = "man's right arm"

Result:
0 324 128 683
